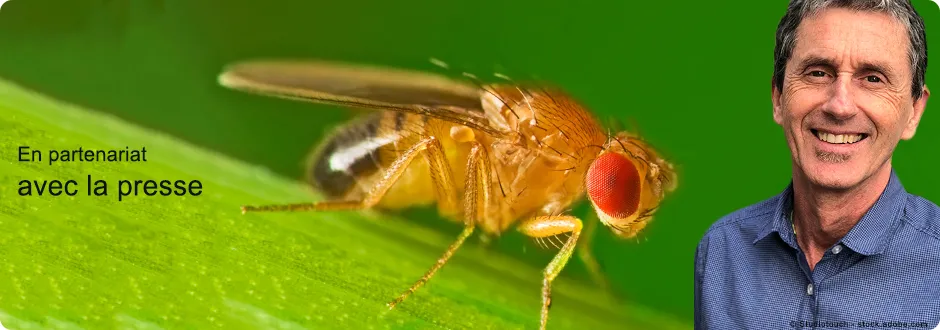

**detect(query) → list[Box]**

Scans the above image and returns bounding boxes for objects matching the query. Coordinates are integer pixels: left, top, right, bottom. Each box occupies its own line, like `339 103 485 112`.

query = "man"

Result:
694 1 940 329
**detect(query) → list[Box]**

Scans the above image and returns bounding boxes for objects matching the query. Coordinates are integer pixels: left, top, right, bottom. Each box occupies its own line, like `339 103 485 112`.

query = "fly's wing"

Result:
218 59 509 137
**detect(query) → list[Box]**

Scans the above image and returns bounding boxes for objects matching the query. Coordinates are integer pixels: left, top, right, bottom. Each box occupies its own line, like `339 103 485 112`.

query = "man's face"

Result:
772 8 928 190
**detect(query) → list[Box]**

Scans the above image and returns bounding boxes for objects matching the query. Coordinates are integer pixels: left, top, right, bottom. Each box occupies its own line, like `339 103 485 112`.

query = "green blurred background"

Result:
1 0 939 324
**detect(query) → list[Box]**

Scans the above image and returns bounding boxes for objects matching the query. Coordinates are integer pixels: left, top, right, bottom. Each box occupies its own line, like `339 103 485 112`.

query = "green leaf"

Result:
0 78 690 329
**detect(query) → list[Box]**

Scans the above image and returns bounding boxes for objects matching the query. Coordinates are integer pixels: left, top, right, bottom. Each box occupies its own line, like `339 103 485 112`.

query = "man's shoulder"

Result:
902 192 940 241
699 193 782 241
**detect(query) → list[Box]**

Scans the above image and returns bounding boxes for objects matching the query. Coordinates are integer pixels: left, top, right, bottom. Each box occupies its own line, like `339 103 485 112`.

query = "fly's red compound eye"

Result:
586 152 641 218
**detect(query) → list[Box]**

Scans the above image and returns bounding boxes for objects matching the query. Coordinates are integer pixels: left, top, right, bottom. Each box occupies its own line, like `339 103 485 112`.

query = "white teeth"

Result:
815 131 864 144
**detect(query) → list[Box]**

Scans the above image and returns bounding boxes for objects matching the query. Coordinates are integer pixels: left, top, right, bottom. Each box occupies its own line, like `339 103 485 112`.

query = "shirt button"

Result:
832 244 843 255
807 283 814 296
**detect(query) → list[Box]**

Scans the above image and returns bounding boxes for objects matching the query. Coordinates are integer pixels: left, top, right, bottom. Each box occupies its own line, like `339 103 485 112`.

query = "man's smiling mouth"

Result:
811 129 868 144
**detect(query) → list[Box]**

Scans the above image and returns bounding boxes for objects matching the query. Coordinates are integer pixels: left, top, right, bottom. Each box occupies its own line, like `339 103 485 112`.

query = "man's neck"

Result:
791 164 892 271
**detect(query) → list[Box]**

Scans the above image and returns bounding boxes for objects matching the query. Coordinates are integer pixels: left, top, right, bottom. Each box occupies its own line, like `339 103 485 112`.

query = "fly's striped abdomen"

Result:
307 111 438 202
309 112 385 198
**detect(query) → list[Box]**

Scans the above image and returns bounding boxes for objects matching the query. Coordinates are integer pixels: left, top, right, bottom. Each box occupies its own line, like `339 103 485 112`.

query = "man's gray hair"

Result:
772 0 928 99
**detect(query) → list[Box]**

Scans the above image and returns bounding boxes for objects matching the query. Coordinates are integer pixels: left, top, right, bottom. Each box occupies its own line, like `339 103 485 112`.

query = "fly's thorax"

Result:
496 151 589 229
475 83 609 226
481 83 607 166
481 84 604 140
486 136 594 227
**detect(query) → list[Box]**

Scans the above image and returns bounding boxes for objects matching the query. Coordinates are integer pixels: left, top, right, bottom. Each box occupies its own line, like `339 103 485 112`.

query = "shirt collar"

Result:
753 170 907 255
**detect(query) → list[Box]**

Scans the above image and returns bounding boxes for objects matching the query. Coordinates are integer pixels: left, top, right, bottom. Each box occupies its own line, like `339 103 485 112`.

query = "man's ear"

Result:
772 80 784 125
902 85 929 140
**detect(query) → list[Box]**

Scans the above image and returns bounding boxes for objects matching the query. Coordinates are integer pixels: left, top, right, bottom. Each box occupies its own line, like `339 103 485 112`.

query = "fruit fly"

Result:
217 59 678 329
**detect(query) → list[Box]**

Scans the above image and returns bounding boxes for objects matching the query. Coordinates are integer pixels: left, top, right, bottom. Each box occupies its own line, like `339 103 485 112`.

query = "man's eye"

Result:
866 76 882 83
809 71 827 77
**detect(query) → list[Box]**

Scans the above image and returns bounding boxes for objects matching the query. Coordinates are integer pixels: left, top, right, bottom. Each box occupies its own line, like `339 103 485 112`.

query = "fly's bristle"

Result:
494 72 512 81
535 237 548 250
552 235 565 246
429 57 450 69
548 235 561 249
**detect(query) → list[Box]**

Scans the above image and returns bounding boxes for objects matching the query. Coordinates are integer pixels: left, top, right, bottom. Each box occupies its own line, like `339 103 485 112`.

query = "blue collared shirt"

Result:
694 171 940 329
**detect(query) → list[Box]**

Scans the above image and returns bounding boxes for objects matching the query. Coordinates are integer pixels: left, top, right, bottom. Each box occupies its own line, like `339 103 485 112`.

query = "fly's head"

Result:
585 132 677 239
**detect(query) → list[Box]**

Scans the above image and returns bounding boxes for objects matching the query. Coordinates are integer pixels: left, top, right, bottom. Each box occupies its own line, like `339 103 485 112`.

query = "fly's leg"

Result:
240 136 458 217
518 215 583 330
577 215 612 293
387 142 492 309
461 143 493 228
386 224 475 309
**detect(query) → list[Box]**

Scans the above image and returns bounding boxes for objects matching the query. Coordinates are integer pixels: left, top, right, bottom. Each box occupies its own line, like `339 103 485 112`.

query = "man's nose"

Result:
821 75 859 120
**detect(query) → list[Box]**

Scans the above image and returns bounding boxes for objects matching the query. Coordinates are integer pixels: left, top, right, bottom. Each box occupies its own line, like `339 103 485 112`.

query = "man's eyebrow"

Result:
795 55 836 71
